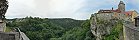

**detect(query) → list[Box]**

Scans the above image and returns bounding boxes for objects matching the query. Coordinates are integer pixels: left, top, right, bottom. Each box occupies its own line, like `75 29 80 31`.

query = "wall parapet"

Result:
0 32 20 40
124 23 139 40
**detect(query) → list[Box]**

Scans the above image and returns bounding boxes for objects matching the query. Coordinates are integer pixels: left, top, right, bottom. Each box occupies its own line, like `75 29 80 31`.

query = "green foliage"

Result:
6 17 95 40
81 20 90 30
5 27 12 32
59 20 95 40
104 20 123 40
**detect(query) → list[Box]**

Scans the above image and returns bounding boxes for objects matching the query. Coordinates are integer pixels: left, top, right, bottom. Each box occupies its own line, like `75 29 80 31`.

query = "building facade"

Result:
95 1 138 22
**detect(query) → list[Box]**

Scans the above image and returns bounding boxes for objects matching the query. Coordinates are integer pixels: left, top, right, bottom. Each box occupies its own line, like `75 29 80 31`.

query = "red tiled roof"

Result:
98 10 113 13
124 11 134 15
112 9 121 13
98 9 121 13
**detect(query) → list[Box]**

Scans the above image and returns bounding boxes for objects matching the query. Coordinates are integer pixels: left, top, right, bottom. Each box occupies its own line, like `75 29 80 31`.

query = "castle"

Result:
90 1 139 40
95 1 138 22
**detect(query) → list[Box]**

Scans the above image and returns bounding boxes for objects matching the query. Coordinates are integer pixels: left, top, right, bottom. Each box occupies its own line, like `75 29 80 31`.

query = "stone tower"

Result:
0 0 9 32
118 1 125 12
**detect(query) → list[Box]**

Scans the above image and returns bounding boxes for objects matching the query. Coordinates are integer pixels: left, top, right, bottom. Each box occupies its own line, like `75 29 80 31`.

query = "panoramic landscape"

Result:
0 0 139 40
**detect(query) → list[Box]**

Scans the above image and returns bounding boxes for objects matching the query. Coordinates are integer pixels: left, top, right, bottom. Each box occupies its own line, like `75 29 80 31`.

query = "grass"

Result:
5 27 12 32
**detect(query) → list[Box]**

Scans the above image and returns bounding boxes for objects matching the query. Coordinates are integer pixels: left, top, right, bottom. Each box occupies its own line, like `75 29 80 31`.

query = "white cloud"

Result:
6 0 88 20
34 0 87 19
6 0 35 18
5 0 139 20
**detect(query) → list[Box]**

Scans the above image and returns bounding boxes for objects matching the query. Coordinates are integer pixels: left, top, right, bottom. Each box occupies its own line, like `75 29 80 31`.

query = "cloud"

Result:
34 0 87 19
6 0 88 20
5 0 139 20
6 0 35 18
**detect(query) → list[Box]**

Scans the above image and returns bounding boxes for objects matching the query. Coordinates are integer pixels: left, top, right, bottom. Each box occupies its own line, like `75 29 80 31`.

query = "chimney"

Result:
112 7 113 10
134 16 139 27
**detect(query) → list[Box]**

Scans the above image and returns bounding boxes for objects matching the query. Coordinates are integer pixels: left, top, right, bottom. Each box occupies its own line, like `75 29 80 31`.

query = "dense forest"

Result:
6 17 95 40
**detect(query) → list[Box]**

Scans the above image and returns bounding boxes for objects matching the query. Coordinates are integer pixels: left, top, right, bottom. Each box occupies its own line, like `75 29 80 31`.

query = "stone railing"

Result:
0 32 20 40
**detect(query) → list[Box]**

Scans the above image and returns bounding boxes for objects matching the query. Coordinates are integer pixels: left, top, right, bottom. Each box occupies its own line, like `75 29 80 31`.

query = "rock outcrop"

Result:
90 14 123 40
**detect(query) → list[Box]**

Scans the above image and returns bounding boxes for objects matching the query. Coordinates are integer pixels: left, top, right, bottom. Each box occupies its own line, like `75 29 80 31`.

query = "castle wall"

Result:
96 13 113 20
124 24 139 40
96 12 126 20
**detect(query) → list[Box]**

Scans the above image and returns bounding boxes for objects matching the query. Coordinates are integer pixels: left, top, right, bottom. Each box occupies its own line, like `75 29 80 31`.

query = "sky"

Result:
6 0 139 20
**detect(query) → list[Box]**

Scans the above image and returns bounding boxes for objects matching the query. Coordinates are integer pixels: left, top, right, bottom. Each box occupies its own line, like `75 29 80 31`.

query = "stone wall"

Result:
0 22 6 32
96 13 113 20
124 23 139 40
96 12 128 21
0 32 20 40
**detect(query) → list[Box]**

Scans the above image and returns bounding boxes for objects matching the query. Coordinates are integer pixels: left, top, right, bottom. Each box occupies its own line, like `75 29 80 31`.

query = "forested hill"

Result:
6 17 95 40
48 18 84 30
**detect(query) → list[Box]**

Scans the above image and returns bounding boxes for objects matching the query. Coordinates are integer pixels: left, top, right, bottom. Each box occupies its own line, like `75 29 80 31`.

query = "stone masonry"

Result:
123 16 139 40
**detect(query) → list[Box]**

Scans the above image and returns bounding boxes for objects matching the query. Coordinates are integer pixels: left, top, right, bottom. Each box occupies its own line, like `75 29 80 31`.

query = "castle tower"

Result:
118 1 125 12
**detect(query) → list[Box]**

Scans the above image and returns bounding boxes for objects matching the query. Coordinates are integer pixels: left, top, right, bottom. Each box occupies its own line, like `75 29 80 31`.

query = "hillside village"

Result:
90 1 139 40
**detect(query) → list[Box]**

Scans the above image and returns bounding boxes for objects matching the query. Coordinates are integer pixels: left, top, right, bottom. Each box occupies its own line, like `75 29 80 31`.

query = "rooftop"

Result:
124 11 134 16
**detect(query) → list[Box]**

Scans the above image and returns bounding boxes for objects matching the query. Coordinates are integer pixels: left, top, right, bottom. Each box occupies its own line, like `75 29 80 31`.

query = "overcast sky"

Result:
5 0 139 20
